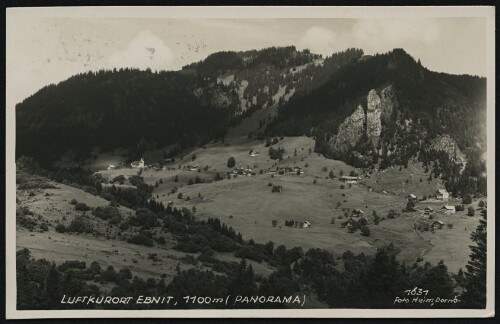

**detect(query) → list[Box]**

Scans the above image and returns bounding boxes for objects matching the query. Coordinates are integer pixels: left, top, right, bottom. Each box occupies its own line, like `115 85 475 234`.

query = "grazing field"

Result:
135 135 482 271
15 174 277 284
17 132 482 285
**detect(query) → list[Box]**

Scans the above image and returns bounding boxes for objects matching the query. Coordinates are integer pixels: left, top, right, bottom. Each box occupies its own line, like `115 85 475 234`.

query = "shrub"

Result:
40 223 49 232
455 204 465 212
128 208 159 228
467 206 475 216
112 175 126 184
387 209 399 219
58 260 86 272
227 157 236 168
109 200 120 207
100 192 115 201
175 241 200 253
119 267 132 279
70 199 78 205
68 217 91 233
127 234 154 247
447 224 454 229
119 222 129 231
55 223 67 233
93 206 121 221
74 203 91 211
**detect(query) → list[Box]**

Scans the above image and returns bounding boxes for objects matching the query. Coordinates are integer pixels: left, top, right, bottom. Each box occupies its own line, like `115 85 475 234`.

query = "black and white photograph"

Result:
5 5 495 319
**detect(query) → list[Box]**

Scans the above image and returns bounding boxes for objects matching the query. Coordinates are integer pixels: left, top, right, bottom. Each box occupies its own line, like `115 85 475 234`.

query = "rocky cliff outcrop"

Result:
429 134 464 162
380 85 398 124
329 105 365 154
329 86 399 156
366 89 382 146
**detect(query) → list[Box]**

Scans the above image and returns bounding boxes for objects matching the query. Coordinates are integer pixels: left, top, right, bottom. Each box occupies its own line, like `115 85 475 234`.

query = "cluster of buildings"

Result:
231 167 256 177
339 175 360 184
268 166 303 176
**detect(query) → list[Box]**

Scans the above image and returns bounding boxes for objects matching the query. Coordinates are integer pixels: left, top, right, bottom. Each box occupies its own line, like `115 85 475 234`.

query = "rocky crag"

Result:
329 85 398 155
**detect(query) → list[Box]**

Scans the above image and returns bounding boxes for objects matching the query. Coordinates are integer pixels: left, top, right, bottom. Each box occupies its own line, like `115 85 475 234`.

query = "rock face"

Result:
366 89 382 146
380 85 397 124
430 134 463 161
329 105 365 154
329 86 399 156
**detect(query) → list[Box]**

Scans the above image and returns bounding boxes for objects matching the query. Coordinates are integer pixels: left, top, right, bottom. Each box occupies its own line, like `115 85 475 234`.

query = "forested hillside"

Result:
16 69 239 165
267 49 487 196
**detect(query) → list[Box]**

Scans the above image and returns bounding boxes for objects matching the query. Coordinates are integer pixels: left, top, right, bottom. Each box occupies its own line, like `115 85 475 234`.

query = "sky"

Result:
6 9 490 108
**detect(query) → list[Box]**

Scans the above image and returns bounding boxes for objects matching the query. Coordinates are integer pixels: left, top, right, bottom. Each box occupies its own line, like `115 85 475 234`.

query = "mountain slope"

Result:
16 69 239 164
268 49 486 160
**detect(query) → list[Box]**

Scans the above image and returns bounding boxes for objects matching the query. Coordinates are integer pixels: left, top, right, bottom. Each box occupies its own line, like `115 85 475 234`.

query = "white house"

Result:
436 189 449 201
303 221 311 228
131 158 145 169
441 205 456 214
408 194 417 201
340 176 359 184
107 164 116 170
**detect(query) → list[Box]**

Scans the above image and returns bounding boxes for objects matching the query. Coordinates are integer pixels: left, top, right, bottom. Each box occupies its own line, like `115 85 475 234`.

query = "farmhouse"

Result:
340 176 359 184
436 189 449 201
250 150 259 157
424 206 434 215
407 193 417 201
303 221 311 228
293 166 304 175
130 158 145 169
432 220 445 229
352 209 365 217
107 164 116 170
441 205 456 214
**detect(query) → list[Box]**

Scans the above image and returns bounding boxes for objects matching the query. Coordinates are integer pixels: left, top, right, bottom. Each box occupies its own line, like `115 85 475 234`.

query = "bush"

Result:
40 223 49 231
128 208 159 228
68 217 91 233
455 204 465 212
74 203 91 211
127 234 154 247
58 260 86 272
360 225 370 237
119 267 132 279
467 206 475 216
93 206 121 221
70 199 78 205
387 209 399 219
175 241 200 253
462 194 472 204
55 223 67 233
227 157 236 168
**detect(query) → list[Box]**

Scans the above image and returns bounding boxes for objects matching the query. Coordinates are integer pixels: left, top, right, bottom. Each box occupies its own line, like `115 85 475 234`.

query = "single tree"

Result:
461 210 487 308
227 157 236 168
